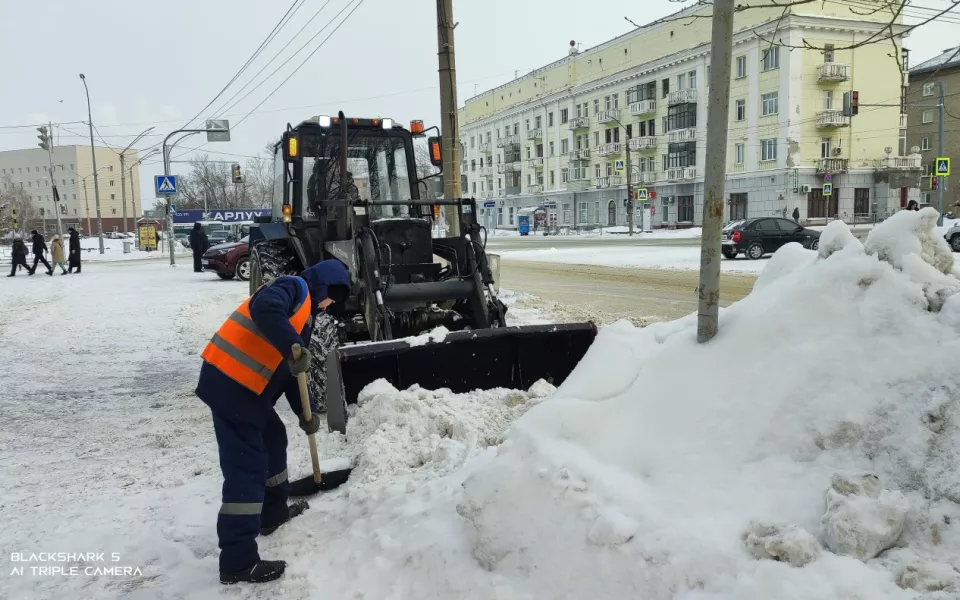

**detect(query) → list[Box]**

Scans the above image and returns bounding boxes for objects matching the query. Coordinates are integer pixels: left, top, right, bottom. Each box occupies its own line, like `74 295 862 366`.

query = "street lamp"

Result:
67 165 110 237
118 127 155 234
79 73 105 254
607 115 636 236
130 149 160 235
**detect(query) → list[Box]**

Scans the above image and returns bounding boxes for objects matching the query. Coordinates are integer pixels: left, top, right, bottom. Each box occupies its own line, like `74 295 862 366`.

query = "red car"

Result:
202 236 250 281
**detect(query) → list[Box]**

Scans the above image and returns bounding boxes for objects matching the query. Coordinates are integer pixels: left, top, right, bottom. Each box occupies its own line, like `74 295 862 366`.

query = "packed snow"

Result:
499 244 770 274
4 207 960 599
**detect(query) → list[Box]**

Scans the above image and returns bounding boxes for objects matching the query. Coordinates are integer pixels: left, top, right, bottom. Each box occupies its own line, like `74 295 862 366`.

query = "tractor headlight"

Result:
382 118 393 130
316 115 332 128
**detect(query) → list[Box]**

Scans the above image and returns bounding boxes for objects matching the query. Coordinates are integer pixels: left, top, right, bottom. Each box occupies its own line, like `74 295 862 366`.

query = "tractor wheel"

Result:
250 240 299 295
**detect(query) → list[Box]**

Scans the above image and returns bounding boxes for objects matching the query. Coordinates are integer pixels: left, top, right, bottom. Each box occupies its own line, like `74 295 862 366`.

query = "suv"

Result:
722 217 821 260
202 236 251 281
944 223 960 252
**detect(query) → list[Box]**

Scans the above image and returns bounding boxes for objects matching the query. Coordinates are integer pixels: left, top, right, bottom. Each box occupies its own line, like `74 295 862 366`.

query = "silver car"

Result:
944 224 960 253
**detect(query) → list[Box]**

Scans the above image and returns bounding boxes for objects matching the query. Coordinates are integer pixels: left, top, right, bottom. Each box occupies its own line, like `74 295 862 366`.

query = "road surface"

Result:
499 260 758 325
487 235 699 251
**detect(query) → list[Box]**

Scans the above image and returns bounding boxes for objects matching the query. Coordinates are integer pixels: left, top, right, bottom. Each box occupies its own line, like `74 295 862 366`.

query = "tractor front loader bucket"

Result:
325 322 598 434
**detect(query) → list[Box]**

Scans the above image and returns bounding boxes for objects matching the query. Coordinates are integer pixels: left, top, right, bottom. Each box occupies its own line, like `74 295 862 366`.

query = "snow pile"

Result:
453 211 960 599
404 325 451 347
317 378 556 485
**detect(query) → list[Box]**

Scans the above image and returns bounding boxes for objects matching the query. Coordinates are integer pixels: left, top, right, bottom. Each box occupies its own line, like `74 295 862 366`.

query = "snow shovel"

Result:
288 343 353 497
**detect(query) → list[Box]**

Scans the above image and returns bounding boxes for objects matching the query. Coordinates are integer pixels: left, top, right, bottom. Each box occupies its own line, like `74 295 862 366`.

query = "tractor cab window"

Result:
302 131 416 220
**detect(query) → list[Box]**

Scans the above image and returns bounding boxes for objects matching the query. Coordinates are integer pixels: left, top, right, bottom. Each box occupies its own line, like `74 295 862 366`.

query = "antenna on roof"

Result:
569 40 579 56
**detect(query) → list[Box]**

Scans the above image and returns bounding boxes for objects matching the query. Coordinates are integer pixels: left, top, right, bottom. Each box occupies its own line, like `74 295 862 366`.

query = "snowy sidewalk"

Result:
499 244 770 274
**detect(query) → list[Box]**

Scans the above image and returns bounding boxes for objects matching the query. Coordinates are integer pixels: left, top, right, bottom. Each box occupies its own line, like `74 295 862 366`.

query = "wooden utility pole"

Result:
697 0 735 343
437 0 461 235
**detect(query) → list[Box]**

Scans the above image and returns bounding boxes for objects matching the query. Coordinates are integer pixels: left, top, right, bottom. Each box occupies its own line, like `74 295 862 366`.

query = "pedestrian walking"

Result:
29 230 53 276
792 206 801 223
67 227 82 274
7 237 29 277
50 234 68 275
906 200 920 211
189 223 209 273
194 259 350 585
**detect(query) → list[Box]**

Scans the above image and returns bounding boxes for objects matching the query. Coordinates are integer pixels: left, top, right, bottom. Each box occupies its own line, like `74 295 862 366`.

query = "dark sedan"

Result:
722 217 821 260
202 236 250 281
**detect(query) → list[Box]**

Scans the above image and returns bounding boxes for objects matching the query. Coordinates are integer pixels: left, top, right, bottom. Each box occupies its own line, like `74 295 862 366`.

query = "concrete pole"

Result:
163 144 176 266
47 121 64 236
120 152 129 234
937 82 945 227
696 0 735 344
82 178 92 235
625 127 634 235
80 74 105 254
437 0 461 236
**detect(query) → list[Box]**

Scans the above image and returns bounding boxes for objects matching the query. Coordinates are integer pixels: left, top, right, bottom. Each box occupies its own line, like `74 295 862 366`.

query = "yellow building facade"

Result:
459 1 918 229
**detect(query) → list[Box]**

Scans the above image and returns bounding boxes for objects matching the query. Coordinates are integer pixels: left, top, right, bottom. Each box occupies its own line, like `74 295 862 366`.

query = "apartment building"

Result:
0 144 142 234
906 46 960 214
459 1 916 230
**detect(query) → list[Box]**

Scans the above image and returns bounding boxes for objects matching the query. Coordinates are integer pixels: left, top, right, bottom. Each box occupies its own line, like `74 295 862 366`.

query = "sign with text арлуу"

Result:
172 209 271 224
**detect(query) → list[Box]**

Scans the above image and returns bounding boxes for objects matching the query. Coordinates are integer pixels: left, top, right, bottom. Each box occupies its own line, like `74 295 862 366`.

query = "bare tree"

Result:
0 175 37 237
242 143 278 209
414 140 442 202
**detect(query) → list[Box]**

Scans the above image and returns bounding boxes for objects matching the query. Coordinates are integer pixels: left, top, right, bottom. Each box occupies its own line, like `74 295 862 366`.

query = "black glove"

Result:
299 412 322 435
287 348 312 376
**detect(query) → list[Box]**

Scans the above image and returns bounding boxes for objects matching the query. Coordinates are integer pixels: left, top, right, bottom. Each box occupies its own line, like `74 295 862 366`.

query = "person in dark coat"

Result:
792 206 801 223
7 237 29 277
195 259 351 585
906 200 920 211
189 223 209 273
67 228 82 274
28 230 52 276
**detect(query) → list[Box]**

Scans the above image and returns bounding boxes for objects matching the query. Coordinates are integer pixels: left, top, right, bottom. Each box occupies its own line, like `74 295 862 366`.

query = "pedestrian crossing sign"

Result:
615 160 625 173
936 157 951 177
155 175 178 195
636 188 648 200
823 183 833 196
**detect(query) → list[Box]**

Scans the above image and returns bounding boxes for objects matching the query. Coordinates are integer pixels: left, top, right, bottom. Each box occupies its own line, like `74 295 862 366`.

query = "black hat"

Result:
327 284 350 304
30 229 38 235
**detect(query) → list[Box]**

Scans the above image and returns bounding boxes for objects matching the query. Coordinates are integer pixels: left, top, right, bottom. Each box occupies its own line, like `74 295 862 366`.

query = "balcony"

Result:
880 155 922 170
479 165 493 177
527 184 543 194
666 167 697 181
479 190 495 199
568 116 589 130
596 175 623 188
597 109 621 124
630 171 659 185
630 99 656 116
629 136 658 151
526 128 542 140
478 141 493 153
667 128 697 143
817 63 850 82
817 158 848 174
668 89 698 105
496 162 521 174
900 114 908 129
816 110 850 128
497 134 520 148
569 148 590 161
597 142 622 157
528 157 544 169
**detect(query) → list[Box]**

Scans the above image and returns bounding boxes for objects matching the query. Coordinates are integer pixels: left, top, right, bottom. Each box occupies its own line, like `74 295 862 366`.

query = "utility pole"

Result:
697 0 735 344
937 82 945 227
120 152 128 234
37 123 63 236
80 74 105 254
82 178 92 235
436 0 461 236
625 128 634 236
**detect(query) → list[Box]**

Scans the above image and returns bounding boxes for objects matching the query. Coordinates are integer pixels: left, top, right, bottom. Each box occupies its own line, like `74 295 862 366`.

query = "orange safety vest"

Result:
201 277 312 395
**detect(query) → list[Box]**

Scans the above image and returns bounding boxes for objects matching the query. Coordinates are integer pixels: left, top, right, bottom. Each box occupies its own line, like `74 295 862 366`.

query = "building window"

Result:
735 99 746 121
854 188 870 215
762 47 780 71
549 141 555 156
822 90 833 110
677 196 694 222
730 193 748 220
471 160 476 171
761 92 779 116
595 164 602 179
761 138 778 161
593 99 600 115
108 166 113 172
735 143 745 164
560 108 569 123
667 103 697 131
561 139 569 154
111 194 116 200
524 119 530 131
922 110 934 124
613 93 619 109
921 136 931 151
677 73 686 90
550 171 555 185
72 194 76 200
821 136 832 158
472 182 477 194
498 207 503 225
579 202 588 224
536 116 543 129
70 164 74 170
561 168 569 182
736 55 747 79
689 70 697 89
593 131 600 147
662 78 670 98
513 123 519 135
548 113 554 127
508 207 515 225
823 44 835 63
923 82 935 97
667 142 697 168
111 208 117 215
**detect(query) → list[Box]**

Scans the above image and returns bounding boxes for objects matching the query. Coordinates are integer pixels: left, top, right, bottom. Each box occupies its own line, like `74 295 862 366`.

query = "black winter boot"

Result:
220 559 286 584
260 499 309 536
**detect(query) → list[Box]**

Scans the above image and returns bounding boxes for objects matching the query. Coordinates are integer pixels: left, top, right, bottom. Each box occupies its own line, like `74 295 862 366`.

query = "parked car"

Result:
207 230 233 246
175 233 190 248
944 223 960 252
202 236 250 281
722 217 821 260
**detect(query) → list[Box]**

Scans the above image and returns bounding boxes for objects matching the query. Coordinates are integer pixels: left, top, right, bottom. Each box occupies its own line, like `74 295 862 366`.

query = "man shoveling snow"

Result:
195 258 350 584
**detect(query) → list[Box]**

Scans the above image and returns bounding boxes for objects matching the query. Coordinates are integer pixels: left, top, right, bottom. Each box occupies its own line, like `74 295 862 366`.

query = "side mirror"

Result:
427 136 443 169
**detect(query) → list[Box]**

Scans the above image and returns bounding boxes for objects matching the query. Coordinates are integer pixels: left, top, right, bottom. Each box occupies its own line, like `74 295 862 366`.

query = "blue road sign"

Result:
823 182 833 196
155 175 178 195
170 204 177 212
483 201 496 208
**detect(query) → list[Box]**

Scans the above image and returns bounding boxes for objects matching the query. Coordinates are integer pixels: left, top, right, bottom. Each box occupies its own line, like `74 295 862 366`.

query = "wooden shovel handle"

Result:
292 344 322 485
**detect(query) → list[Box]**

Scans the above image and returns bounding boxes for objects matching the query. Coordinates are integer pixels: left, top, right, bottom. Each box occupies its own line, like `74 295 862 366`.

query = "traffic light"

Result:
932 176 939 191
231 163 242 183
37 126 50 151
851 91 859 116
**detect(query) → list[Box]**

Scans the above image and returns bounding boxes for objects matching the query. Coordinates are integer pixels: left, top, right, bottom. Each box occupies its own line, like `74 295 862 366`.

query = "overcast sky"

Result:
1 0 956 206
